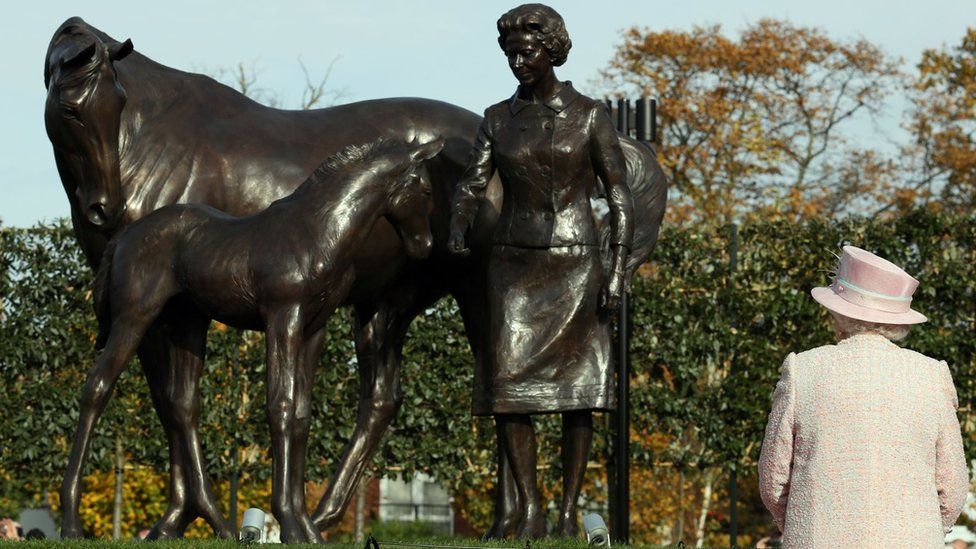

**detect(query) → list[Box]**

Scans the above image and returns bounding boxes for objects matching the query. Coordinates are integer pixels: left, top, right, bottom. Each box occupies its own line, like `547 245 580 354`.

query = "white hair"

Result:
831 312 911 342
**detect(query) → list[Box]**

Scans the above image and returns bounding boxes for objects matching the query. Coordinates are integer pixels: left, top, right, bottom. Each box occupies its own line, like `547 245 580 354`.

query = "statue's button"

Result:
541 166 550 176
517 167 528 177
543 122 553 130
520 124 529 131
543 212 553 220
520 212 529 220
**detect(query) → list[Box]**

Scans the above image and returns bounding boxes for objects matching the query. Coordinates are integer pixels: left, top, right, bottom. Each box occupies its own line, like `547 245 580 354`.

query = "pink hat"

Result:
811 245 927 325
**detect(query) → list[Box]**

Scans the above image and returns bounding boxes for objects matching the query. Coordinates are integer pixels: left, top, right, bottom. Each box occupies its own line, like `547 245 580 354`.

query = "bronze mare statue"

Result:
66 138 443 543
44 16 667 540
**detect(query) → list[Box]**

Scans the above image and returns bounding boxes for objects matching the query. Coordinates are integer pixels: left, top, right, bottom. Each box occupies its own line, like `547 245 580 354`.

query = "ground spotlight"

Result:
582 513 611 547
238 507 265 543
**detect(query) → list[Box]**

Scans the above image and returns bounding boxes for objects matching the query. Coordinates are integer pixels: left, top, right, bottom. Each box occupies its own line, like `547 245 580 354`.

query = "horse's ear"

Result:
410 136 445 163
108 39 134 62
59 40 97 71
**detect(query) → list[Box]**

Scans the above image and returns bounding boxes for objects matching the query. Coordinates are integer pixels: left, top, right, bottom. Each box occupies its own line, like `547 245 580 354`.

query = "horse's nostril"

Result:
87 203 107 226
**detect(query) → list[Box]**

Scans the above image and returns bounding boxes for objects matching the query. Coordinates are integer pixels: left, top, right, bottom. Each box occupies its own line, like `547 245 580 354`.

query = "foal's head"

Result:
310 137 445 260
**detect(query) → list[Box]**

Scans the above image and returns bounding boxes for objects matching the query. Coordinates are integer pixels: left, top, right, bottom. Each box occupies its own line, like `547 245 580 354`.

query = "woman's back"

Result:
760 334 967 548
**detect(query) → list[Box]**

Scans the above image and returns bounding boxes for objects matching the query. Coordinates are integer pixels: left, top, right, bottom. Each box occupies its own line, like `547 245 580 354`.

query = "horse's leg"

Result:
289 327 328 543
311 285 441 530
60 313 154 539
453 274 521 539
265 305 310 544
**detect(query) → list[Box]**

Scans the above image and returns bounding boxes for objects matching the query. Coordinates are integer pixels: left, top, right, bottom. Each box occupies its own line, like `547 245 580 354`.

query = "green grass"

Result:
11 538 697 549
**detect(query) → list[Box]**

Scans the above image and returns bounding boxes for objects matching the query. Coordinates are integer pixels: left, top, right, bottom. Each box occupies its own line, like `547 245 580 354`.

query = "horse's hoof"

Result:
61 524 84 539
299 514 324 544
554 517 580 539
194 500 234 539
482 516 519 540
213 523 236 540
278 526 308 544
276 513 310 545
145 525 183 541
146 511 187 540
515 508 547 540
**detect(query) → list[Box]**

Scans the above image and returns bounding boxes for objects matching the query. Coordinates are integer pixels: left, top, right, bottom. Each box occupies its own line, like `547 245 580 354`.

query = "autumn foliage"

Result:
906 28 976 211
600 20 976 223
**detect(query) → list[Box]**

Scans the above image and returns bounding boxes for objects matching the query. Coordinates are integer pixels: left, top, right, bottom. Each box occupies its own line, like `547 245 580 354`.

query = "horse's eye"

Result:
61 104 81 121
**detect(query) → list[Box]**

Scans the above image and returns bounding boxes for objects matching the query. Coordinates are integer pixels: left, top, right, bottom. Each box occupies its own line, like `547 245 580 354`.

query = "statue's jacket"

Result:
451 82 634 416
453 82 633 251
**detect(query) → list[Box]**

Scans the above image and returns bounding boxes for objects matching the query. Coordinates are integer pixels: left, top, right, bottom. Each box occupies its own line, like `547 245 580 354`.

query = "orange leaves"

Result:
599 19 904 224
907 27 976 211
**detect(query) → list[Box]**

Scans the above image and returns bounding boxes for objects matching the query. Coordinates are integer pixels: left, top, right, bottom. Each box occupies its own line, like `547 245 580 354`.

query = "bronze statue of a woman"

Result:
448 4 633 539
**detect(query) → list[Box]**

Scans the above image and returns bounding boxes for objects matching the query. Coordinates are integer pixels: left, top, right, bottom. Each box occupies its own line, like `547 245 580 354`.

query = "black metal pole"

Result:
635 98 651 142
728 224 739 547
610 97 632 544
650 99 657 143
616 98 629 139
613 290 631 544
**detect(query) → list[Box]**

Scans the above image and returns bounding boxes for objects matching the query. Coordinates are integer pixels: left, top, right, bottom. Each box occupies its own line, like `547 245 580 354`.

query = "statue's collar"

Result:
509 81 580 115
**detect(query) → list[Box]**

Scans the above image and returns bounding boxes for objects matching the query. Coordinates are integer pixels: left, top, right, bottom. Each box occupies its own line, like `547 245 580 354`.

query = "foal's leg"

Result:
60 313 157 539
265 305 311 544
140 314 233 540
311 286 441 530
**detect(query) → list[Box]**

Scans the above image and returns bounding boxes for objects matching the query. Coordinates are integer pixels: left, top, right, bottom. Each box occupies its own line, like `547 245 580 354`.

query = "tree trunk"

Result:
112 435 124 539
354 477 367 543
695 469 715 548
673 470 685 542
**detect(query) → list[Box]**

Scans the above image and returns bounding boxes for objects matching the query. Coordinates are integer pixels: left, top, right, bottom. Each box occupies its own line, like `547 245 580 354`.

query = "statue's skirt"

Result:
472 244 616 416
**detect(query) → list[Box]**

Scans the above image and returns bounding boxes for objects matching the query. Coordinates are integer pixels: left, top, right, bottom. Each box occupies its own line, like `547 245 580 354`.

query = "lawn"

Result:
12 538 700 549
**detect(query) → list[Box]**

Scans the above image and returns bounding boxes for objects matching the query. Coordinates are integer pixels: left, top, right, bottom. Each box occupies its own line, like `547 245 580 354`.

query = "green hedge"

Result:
1 211 973 517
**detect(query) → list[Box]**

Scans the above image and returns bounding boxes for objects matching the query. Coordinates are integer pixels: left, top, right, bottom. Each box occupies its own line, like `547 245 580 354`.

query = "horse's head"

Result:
380 137 444 260
44 17 133 230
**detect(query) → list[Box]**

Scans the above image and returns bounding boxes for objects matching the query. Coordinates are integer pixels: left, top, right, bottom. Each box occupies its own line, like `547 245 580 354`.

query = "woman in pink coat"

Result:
759 245 970 548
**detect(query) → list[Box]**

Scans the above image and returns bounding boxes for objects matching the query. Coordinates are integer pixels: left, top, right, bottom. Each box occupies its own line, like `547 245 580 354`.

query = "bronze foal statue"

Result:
61 138 444 543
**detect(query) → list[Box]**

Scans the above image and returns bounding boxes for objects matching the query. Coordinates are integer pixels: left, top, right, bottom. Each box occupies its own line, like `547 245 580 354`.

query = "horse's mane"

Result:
303 139 408 186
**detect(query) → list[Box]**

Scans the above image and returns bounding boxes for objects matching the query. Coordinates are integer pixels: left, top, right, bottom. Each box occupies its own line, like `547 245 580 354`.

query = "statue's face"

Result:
503 32 551 86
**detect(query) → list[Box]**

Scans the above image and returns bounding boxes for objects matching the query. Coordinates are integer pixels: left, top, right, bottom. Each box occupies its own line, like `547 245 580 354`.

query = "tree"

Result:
903 27 976 212
598 19 903 223
210 57 347 110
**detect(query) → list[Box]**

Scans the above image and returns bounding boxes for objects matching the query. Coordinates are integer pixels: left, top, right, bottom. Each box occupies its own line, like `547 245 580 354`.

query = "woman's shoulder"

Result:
792 337 946 370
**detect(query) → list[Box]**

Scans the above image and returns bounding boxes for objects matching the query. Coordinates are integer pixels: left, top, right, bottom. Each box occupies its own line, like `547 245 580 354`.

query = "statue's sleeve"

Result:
589 103 634 251
451 112 495 231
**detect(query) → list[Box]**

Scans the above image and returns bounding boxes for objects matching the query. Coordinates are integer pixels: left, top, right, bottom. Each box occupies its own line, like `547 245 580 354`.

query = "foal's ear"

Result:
409 136 446 163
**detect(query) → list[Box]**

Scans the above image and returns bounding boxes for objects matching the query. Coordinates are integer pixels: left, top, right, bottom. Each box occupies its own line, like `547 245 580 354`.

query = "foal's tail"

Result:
92 237 119 350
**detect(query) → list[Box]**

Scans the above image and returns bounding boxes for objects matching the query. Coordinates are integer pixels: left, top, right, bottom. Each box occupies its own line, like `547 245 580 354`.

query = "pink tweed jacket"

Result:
758 333 969 548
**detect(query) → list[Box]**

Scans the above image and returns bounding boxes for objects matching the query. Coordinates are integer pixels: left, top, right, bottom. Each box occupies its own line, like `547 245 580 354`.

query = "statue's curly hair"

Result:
496 4 572 67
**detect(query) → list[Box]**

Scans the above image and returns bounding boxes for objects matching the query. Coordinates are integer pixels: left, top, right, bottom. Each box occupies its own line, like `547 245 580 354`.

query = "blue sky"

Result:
2 0 974 226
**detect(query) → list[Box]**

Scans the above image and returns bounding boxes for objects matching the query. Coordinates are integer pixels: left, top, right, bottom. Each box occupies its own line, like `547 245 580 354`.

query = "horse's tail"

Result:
92 237 119 350
600 137 669 288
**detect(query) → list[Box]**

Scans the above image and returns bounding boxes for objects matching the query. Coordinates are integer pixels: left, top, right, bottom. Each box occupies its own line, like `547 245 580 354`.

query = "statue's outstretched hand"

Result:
600 245 629 312
600 269 625 312
448 218 470 257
